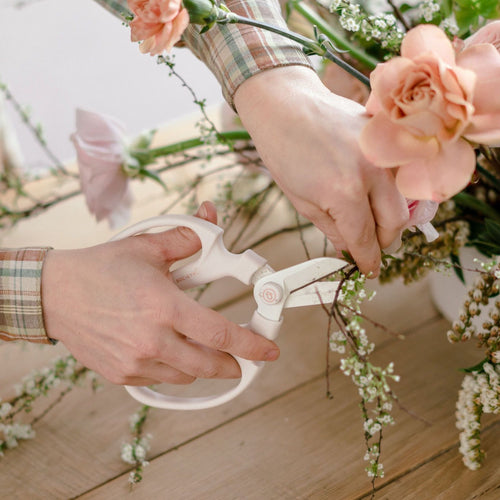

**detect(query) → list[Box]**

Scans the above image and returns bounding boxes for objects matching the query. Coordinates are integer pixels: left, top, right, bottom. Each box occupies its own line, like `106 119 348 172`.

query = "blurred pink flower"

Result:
360 24 500 202
71 108 132 228
386 199 439 252
405 199 439 241
128 0 189 55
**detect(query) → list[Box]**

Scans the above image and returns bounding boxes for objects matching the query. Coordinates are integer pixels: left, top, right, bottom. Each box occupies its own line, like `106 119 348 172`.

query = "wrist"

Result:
234 65 327 123
41 249 74 343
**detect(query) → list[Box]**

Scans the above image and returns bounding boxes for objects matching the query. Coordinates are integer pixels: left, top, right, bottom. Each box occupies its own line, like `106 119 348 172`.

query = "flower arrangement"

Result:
1 0 499 496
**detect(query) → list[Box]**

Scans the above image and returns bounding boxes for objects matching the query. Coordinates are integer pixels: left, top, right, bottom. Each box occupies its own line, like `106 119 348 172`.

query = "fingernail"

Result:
265 348 280 361
196 203 208 219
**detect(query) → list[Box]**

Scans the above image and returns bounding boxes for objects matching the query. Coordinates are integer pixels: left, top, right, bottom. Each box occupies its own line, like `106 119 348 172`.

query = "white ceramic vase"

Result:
429 247 498 324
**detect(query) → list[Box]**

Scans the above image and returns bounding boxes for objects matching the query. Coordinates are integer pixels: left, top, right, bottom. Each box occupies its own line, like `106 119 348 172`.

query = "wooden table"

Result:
1 115 499 499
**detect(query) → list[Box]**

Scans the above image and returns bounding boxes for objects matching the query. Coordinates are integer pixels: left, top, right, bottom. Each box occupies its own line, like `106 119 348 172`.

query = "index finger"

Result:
331 200 381 276
171 294 280 362
306 201 381 277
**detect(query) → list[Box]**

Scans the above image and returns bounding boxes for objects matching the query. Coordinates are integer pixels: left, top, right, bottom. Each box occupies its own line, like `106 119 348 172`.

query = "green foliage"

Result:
454 0 500 33
468 218 500 257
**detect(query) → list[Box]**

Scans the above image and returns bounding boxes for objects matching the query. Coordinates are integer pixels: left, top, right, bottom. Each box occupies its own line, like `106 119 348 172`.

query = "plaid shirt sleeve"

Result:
0 248 54 344
92 0 313 108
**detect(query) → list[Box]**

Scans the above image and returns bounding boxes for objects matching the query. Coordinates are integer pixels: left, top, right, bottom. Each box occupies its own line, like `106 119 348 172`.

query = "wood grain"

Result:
77 315 496 500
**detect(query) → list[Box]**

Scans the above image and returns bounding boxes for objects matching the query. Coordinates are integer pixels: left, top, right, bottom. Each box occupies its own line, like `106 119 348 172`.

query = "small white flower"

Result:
0 403 12 419
134 444 147 462
121 443 135 464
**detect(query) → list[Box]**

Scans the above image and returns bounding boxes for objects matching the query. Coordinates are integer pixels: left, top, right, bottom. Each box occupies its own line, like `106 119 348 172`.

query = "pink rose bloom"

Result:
71 108 132 228
360 24 500 202
463 20 500 53
457 21 500 146
128 0 189 55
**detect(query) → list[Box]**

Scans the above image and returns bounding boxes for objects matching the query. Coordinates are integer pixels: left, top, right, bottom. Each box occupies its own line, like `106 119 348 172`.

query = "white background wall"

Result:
0 0 224 170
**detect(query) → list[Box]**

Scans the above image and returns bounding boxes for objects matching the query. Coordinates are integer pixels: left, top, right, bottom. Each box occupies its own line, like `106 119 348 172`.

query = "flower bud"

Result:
183 0 219 25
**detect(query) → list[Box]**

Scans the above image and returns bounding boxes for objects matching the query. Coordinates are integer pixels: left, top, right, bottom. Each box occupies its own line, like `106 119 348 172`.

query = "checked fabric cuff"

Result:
0 247 54 344
182 0 314 108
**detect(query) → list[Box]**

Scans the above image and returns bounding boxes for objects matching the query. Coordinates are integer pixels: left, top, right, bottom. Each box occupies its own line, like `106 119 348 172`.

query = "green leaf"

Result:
453 192 500 222
478 0 500 17
460 358 489 373
440 0 453 17
138 168 167 190
467 238 500 257
477 164 500 191
341 250 356 265
485 218 500 243
450 252 465 284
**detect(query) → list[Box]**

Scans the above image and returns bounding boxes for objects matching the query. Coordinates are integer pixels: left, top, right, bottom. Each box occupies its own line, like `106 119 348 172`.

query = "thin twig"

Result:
2 85 71 175
337 302 405 340
386 0 410 30
296 210 311 260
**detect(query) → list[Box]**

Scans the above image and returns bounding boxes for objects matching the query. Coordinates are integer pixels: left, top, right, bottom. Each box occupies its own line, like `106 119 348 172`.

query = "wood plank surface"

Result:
375 421 500 500
77 314 497 500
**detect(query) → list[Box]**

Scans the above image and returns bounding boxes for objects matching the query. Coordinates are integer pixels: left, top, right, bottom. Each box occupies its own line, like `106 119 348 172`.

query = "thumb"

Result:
156 201 219 262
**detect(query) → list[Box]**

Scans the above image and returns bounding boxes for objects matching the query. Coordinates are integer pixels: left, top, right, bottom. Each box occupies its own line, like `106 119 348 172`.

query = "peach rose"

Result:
71 109 132 228
128 0 189 55
360 24 500 202
464 20 500 53
457 21 500 146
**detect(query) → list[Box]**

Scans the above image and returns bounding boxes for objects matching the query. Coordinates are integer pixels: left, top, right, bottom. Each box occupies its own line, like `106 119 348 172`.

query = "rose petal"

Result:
401 24 456 65
395 138 476 201
458 44 500 112
360 113 439 167
458 44 500 144
366 57 415 115
464 21 500 52
464 115 500 145
128 0 188 55
159 8 189 53
130 19 163 42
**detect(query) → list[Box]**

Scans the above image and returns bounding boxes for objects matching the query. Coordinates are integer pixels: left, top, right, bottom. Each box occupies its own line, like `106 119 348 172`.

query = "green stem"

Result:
226 13 370 87
323 49 370 88
290 1 379 70
227 12 323 53
132 130 251 159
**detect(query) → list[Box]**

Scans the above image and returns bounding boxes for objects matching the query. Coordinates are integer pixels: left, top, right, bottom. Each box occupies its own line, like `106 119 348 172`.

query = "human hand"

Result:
41 202 279 386
233 66 410 276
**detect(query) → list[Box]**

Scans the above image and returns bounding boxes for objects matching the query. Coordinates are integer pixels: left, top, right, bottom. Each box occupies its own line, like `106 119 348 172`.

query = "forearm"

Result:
0 248 54 344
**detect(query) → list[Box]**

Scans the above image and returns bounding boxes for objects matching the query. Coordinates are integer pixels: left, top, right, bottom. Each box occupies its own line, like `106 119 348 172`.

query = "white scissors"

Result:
111 214 347 410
